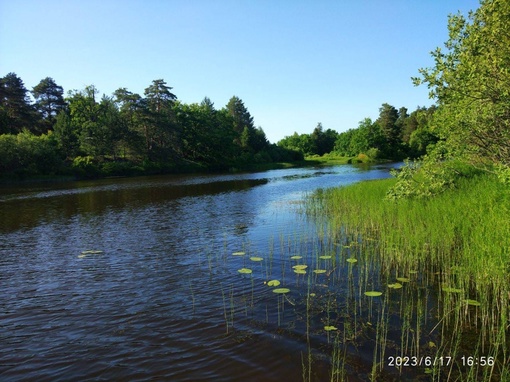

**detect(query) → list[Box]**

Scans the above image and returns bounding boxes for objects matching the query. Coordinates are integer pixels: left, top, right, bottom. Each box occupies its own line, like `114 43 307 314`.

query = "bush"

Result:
72 156 100 179
0 131 64 177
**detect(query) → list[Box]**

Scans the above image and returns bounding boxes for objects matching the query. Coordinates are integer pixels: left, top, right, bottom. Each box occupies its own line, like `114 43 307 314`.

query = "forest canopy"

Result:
0 76 302 178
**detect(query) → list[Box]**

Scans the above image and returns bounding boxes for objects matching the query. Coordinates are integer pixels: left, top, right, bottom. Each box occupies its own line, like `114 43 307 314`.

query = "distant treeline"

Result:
0 73 302 179
278 103 438 161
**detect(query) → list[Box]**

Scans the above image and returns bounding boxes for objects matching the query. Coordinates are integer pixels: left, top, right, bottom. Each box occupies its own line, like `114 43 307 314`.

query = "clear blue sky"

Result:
0 0 480 144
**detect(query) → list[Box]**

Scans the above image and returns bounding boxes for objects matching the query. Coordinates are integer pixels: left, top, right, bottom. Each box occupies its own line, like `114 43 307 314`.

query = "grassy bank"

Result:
306 174 510 381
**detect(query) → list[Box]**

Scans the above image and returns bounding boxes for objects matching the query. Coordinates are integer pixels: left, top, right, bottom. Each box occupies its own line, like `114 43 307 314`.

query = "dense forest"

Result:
277 104 438 161
0 76 302 179
0 71 438 180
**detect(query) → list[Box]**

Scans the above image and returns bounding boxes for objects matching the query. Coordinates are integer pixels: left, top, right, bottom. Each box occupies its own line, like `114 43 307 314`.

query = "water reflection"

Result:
0 164 399 381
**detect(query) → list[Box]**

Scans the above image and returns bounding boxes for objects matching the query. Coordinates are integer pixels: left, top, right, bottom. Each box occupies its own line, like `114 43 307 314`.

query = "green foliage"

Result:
0 73 36 134
386 144 484 200
0 74 307 179
414 0 510 168
0 131 63 177
71 156 100 179
32 77 66 132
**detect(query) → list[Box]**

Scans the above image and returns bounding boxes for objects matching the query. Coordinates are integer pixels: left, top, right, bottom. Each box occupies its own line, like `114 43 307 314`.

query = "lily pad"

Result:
273 288 290 294
292 265 308 270
232 251 245 256
313 269 327 274
250 256 264 262
80 250 103 255
364 291 383 297
324 325 338 331
267 280 280 287
294 269 307 274
290 255 302 260
442 286 463 293
396 277 410 283
388 283 403 289
319 255 332 260
238 268 253 274
346 258 357 263
464 299 481 306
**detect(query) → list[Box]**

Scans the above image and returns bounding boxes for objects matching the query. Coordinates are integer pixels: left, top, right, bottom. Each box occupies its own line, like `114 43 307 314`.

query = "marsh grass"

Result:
306 173 510 381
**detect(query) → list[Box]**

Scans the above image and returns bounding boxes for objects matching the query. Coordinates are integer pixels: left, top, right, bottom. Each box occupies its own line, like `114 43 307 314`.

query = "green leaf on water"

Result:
292 265 308 270
232 251 245 256
442 286 463 293
396 277 410 283
364 291 383 297
290 255 302 260
388 283 403 289
464 299 481 306
238 268 252 274
79 250 103 258
346 258 357 263
273 288 290 294
250 256 263 262
319 255 332 260
81 250 103 255
267 280 280 287
294 269 307 274
313 269 327 274
324 325 338 331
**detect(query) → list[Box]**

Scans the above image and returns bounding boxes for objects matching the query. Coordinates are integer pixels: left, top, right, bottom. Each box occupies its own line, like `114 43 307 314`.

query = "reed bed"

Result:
305 174 510 381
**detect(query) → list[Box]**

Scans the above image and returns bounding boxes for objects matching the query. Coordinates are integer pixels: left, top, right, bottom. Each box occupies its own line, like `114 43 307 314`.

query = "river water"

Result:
0 164 399 382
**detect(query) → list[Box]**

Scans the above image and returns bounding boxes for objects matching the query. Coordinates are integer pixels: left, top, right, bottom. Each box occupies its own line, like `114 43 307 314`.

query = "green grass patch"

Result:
306 173 510 380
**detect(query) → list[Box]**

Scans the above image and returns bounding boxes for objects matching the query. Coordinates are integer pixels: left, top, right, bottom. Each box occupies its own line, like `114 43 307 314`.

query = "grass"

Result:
306 172 510 381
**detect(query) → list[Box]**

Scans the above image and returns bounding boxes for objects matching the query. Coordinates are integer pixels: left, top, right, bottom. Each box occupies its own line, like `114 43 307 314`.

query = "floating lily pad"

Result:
232 251 245 256
290 255 302 260
464 299 481 306
388 283 403 289
324 325 338 331
396 277 410 283
273 288 290 294
346 258 357 263
250 256 264 262
292 265 308 270
80 250 103 255
319 255 332 260
364 291 383 297
313 269 327 274
238 268 252 274
267 280 280 287
442 286 463 293
309 293 316 297
294 269 307 274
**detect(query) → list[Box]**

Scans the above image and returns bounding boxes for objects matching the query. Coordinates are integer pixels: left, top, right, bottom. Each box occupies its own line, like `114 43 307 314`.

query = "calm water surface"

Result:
0 164 399 381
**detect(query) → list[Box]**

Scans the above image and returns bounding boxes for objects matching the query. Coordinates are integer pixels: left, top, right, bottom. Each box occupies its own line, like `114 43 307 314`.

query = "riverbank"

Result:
0 153 375 185
306 173 510 381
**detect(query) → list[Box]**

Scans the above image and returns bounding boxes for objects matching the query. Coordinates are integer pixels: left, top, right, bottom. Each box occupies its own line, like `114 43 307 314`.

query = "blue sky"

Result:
1 0 480 144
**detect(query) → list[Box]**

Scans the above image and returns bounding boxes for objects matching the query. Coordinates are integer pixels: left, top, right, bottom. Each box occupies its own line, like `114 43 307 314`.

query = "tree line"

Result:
278 103 438 161
0 74 302 178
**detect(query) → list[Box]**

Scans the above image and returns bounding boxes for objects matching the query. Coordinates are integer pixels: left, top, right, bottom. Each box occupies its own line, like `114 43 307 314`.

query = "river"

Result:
0 163 399 382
